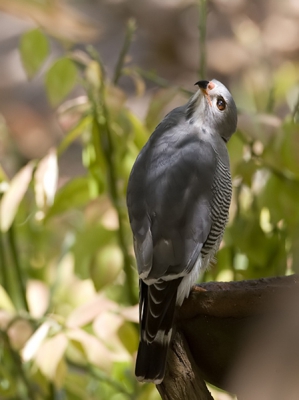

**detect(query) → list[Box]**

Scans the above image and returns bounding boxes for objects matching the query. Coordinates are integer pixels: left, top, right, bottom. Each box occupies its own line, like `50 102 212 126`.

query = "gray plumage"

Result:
126 79 237 384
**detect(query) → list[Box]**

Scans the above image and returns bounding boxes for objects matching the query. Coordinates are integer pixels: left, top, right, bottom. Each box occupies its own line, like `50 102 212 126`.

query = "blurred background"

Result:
1 0 299 176
0 0 299 399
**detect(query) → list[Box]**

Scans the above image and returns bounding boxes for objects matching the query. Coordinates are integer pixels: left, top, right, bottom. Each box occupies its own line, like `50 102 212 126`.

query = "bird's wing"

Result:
127 107 217 282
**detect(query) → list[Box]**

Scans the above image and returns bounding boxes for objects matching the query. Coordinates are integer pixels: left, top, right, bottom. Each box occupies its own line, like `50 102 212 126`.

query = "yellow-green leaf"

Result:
44 176 90 221
90 244 123 290
45 58 77 106
118 322 138 355
19 28 49 79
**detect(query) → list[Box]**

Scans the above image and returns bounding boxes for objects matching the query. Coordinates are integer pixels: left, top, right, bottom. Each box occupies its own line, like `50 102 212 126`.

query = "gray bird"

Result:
126 79 237 384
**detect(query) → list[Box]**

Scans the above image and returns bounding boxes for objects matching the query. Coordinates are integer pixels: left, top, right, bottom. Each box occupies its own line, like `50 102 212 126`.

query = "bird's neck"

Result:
186 91 212 133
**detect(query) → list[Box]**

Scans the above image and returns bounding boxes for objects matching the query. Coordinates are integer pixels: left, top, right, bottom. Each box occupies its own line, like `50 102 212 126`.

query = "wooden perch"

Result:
157 274 299 400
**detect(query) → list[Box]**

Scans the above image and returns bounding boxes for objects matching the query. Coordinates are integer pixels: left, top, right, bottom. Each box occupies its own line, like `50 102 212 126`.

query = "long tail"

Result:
135 278 182 384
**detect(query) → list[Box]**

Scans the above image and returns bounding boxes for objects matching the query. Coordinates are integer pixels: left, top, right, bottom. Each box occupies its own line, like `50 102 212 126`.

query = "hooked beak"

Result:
195 80 209 90
194 80 214 106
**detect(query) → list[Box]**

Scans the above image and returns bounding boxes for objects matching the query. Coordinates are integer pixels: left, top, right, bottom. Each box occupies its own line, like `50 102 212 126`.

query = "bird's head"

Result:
187 79 237 142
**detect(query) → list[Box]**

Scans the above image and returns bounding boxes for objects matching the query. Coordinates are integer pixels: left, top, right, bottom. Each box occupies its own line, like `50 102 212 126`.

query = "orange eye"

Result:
216 97 226 111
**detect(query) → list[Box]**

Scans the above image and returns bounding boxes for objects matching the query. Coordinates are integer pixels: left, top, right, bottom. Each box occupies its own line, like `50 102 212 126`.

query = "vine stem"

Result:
86 47 138 305
198 0 207 79
113 18 136 85
134 67 193 96
92 106 137 305
0 229 9 292
7 224 29 312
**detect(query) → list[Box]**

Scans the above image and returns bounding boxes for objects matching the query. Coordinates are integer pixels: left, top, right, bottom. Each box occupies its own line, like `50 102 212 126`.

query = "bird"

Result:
126 79 238 384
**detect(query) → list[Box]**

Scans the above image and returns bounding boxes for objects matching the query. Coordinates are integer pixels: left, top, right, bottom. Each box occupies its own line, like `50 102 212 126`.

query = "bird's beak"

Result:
194 80 214 106
195 80 209 90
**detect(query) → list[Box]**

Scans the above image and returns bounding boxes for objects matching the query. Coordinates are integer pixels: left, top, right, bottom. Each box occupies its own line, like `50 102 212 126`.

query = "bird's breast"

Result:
201 155 232 266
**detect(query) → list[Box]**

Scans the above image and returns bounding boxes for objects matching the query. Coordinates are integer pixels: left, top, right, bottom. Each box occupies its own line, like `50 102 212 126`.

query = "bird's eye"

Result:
216 96 226 111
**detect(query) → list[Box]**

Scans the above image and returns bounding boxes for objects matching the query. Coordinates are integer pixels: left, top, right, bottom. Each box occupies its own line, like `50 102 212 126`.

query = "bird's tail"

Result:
135 339 169 384
135 278 182 384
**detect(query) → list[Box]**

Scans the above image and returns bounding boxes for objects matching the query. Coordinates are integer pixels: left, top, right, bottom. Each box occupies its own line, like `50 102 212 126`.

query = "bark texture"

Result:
157 332 214 400
156 274 299 400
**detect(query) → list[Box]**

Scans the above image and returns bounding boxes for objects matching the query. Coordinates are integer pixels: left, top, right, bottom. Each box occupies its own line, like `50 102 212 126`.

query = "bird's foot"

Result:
192 285 207 293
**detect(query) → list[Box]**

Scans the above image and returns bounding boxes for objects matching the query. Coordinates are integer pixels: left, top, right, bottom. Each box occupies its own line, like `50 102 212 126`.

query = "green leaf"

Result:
117 322 138 355
0 164 8 182
127 111 149 150
66 339 87 366
236 159 259 187
0 285 15 311
258 174 299 228
273 62 298 102
90 244 123 290
280 121 299 178
57 114 92 156
0 161 35 232
73 225 116 279
228 213 287 278
19 28 49 79
44 176 90 221
228 132 244 175
45 57 77 106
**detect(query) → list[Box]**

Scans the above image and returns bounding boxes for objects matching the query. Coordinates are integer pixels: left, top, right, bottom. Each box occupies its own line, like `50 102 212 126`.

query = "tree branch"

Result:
158 274 299 399
157 331 214 400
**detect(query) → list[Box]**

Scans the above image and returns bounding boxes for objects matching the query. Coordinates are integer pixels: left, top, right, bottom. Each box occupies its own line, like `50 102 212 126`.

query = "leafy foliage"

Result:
0 15 299 400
